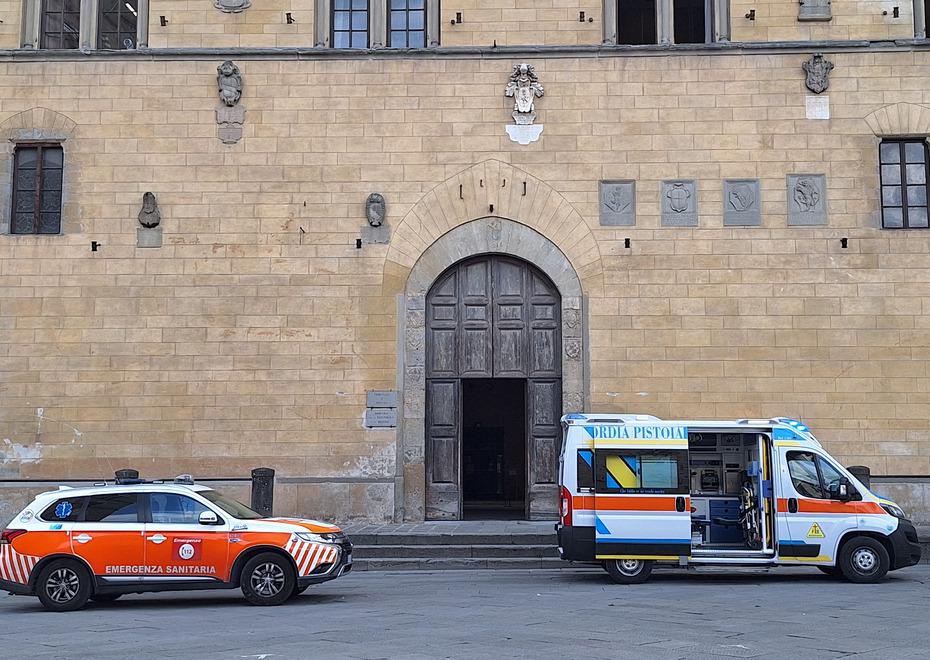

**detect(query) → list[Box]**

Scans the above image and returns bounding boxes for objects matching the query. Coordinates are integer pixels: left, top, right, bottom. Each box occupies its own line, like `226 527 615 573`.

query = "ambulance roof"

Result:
33 482 213 502
561 413 819 445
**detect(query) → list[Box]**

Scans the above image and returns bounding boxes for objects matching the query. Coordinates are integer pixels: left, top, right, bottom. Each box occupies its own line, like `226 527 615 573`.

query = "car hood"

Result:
241 517 343 535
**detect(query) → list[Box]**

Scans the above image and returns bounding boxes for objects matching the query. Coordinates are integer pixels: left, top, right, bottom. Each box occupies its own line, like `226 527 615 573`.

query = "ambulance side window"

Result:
577 449 595 490
83 493 141 523
149 493 216 525
594 450 688 494
787 451 846 500
40 497 86 522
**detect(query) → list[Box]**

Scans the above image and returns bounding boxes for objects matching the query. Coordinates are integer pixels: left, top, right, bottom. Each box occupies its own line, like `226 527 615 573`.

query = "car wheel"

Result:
36 560 92 612
604 559 653 584
816 566 843 577
90 593 122 603
290 585 310 599
240 553 296 606
839 537 889 583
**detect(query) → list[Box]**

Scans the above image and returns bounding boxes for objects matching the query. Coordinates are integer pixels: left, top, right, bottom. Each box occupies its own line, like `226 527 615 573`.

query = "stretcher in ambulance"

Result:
556 414 922 584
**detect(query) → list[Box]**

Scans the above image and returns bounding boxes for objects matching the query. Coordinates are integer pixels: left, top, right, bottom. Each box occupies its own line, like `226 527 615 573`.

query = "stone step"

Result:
352 543 559 559
351 557 570 571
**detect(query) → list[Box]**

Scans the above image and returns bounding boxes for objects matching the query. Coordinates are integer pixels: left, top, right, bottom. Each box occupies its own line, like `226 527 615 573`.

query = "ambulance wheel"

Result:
838 537 889 583
35 559 92 612
90 593 122 603
816 566 843 578
604 559 653 584
240 553 296 606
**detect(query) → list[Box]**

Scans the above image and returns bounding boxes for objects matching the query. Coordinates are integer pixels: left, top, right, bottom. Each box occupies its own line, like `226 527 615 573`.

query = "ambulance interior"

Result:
688 432 774 553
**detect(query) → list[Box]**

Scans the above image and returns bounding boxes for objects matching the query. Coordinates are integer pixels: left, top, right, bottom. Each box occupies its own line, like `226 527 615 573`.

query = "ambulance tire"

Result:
35 559 92 612
838 537 890 583
604 559 653 584
816 566 843 578
240 552 297 606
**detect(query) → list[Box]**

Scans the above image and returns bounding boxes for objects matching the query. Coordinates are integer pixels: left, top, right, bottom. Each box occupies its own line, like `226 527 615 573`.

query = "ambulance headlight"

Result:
295 532 343 543
880 503 907 520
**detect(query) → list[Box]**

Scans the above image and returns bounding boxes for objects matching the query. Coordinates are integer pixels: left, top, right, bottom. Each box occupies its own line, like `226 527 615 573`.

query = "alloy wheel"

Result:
45 567 80 603
250 562 286 597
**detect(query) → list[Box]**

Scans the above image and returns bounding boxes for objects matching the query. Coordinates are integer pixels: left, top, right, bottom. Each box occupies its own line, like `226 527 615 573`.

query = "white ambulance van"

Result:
557 414 922 584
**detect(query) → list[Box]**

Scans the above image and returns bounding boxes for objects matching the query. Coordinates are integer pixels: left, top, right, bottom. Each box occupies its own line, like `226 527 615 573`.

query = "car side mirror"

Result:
832 477 854 502
199 510 219 525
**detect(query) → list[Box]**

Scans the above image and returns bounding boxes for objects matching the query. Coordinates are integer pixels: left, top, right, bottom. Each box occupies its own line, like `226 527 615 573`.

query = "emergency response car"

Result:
557 414 922 584
0 474 352 611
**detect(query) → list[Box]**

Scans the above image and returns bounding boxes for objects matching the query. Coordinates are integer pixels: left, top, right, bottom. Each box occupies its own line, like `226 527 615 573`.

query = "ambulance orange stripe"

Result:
587 495 689 512
776 498 884 514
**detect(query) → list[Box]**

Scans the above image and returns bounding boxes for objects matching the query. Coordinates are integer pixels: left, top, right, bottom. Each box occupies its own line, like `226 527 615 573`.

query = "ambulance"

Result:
0 474 352 611
556 414 922 583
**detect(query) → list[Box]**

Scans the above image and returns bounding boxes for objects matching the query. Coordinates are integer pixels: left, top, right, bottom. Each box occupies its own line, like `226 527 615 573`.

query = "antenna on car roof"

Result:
114 468 144 485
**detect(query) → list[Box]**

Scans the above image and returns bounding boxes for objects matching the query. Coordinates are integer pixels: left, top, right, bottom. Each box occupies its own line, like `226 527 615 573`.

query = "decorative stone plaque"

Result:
216 60 245 144
723 179 762 226
787 174 828 226
802 53 834 94
367 390 398 408
136 192 162 248
798 0 831 21
504 63 544 145
661 180 698 227
806 95 830 120
599 181 636 226
365 408 397 428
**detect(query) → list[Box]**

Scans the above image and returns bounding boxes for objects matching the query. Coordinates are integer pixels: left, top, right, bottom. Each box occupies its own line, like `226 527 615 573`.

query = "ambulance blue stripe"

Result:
778 540 806 545
598 538 691 544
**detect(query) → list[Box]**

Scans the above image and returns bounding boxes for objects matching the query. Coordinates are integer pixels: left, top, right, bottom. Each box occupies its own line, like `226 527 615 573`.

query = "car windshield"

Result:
200 490 264 520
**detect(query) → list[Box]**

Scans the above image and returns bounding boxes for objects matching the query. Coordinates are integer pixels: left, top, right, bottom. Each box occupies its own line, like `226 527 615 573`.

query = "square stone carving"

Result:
723 179 762 226
599 180 635 226
798 0 831 21
787 174 827 226
661 180 698 227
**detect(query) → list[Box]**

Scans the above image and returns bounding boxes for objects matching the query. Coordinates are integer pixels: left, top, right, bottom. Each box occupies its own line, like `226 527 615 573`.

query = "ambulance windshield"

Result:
201 490 264 519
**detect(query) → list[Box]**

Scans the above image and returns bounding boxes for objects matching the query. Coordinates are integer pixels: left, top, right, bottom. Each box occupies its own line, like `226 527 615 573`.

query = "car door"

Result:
778 450 858 563
142 492 230 583
592 424 691 560
69 492 145 583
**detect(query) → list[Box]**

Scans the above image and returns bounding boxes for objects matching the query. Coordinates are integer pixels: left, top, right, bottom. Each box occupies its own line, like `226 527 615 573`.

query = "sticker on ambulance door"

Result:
173 538 202 561
807 523 825 538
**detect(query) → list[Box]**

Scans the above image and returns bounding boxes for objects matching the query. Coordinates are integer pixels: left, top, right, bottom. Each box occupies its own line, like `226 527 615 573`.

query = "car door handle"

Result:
74 533 92 544
675 496 686 512
147 534 167 544
788 498 798 514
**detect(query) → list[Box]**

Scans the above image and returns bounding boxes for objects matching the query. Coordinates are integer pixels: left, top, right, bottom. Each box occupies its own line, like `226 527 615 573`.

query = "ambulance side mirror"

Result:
199 510 219 525
833 478 854 502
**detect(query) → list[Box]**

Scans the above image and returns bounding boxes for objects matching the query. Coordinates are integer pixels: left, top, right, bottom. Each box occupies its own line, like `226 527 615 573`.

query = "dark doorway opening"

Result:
462 379 526 519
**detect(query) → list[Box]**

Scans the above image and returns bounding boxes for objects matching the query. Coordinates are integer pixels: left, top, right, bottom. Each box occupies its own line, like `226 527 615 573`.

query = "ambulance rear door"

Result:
591 423 692 560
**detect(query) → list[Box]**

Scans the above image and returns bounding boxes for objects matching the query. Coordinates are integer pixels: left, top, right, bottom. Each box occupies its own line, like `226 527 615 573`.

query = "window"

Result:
40 497 86 522
577 449 595 490
880 140 930 229
389 0 426 47
97 0 138 49
83 493 140 523
673 0 709 44
618 0 657 45
332 0 369 48
149 493 215 525
787 451 852 500
41 0 81 49
201 490 264 520
595 450 689 494
11 144 63 235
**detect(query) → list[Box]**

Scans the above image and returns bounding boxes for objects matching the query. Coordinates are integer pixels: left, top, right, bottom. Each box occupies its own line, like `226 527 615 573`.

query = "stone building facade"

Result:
2 1 930 524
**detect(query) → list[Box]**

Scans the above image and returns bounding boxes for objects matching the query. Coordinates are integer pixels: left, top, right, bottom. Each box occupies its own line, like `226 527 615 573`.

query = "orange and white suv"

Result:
0 475 352 611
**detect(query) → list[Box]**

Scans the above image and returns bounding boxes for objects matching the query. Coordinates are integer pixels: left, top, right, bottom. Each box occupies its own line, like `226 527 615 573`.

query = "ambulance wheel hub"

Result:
852 547 878 572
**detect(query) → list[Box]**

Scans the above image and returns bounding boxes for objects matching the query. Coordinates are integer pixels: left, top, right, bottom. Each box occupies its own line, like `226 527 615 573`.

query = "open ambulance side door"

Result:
591 423 692 560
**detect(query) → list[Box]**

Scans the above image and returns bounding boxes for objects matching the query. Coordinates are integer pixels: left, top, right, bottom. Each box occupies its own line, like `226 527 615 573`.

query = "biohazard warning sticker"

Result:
807 523 825 538
173 538 203 561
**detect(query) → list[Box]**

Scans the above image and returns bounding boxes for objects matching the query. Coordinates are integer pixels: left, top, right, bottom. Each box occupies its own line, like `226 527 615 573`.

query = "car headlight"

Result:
295 532 343 543
880 503 907 519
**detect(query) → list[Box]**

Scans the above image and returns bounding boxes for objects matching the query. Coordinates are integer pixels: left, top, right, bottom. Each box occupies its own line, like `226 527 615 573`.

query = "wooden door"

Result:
425 255 562 520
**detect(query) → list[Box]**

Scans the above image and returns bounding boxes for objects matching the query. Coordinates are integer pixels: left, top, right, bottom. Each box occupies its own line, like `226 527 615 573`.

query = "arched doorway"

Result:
425 255 562 520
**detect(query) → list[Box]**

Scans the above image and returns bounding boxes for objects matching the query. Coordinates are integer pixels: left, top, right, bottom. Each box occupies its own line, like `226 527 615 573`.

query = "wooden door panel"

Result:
425 379 460 519
459 258 492 378
527 378 562 520
493 257 528 378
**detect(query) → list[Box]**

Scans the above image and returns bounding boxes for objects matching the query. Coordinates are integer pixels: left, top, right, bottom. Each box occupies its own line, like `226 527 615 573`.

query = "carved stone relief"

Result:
362 193 390 244
214 0 251 12
563 391 584 413
216 61 245 144
787 174 828 226
661 180 698 227
504 63 545 145
803 53 834 94
136 192 162 248
599 180 636 226
723 179 762 226
798 0 831 21
565 339 582 360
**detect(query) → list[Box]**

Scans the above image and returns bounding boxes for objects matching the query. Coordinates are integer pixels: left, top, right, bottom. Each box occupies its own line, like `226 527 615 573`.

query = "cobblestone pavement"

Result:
2 566 929 659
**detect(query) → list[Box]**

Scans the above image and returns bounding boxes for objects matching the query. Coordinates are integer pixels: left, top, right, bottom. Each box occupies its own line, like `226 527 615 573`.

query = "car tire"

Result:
35 559 92 612
839 537 890 583
816 566 843 578
90 593 122 603
290 585 310 598
240 552 296 606
604 559 653 584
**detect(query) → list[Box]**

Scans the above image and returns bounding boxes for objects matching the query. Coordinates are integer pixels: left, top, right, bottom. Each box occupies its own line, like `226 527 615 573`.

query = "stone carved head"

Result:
217 60 243 107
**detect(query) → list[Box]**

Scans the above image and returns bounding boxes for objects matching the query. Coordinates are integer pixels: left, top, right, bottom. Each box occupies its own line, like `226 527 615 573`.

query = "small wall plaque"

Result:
806 95 830 120
366 390 398 408
723 179 762 226
599 181 636 226
661 180 698 227
787 174 828 226
365 408 397 428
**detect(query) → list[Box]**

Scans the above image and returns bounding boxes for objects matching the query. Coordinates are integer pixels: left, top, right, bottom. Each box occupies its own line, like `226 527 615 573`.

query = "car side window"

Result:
83 493 141 523
40 497 86 522
817 457 845 499
149 493 213 525
787 451 825 499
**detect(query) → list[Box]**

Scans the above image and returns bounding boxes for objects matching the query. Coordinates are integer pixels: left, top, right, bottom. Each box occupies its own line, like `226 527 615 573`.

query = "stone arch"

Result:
393 216 592 521
0 107 77 142
864 102 930 137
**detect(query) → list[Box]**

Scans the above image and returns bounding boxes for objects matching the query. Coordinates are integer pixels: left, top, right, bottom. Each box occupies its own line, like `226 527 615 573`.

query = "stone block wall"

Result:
0 51 929 520
730 0 916 41
440 0 603 46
